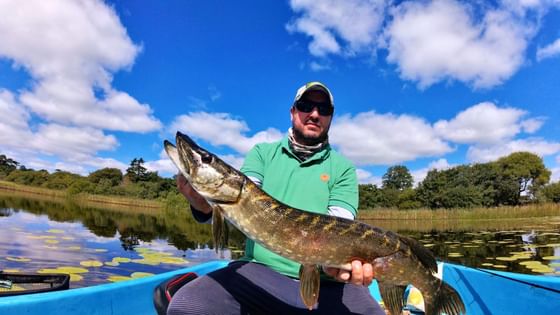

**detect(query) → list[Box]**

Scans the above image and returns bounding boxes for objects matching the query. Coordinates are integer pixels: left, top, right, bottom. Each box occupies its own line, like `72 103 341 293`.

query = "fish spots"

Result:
295 214 309 222
340 223 358 235
322 221 336 232
311 216 320 227
360 229 374 239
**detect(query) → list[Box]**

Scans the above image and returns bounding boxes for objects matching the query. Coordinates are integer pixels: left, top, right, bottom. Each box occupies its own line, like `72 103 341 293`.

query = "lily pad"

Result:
80 260 103 267
131 272 154 278
447 253 463 258
38 266 89 274
108 275 132 282
6 257 31 262
542 256 560 260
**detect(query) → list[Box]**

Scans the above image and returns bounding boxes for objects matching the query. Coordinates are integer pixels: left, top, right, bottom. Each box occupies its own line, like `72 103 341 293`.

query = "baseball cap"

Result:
293 81 334 107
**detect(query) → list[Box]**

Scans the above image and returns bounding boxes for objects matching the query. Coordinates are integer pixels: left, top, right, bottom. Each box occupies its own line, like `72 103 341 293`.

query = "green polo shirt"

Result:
239 136 358 278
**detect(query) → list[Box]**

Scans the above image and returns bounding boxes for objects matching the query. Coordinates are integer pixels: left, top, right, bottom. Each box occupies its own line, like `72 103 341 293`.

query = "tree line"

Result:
0 155 177 201
359 152 560 209
1 152 559 210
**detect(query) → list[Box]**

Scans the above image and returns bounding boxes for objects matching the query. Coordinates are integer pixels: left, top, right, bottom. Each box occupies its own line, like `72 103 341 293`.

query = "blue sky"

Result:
0 0 559 186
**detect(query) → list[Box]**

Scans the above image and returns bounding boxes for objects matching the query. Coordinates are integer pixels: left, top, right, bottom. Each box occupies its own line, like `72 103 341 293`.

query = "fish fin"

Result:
211 205 228 252
427 281 466 315
378 283 406 315
401 236 438 273
298 264 321 310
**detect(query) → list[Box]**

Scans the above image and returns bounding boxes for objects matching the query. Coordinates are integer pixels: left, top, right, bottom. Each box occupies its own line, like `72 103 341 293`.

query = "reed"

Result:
358 203 560 221
0 180 162 211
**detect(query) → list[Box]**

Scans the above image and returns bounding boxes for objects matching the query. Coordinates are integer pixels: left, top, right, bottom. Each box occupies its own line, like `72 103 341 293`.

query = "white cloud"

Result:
0 0 161 132
287 0 386 57
434 102 531 145
384 0 531 88
520 117 545 133
330 111 453 165
310 61 331 71
356 168 382 185
537 38 560 61
0 90 33 149
169 112 283 154
467 138 560 162
31 124 118 161
0 0 161 173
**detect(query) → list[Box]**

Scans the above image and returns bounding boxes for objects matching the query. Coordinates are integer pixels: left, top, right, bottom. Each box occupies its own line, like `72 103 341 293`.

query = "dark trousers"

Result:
167 261 385 315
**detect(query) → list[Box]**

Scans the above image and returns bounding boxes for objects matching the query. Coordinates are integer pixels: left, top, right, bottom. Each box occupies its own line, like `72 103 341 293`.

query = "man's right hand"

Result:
176 173 213 214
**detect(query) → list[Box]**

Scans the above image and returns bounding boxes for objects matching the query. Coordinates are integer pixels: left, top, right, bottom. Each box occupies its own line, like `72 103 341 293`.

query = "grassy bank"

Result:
3 180 559 221
357 202 560 221
0 180 163 212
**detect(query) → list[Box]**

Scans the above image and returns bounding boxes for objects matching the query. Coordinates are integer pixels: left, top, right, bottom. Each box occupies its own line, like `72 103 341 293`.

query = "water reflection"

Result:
2 192 559 289
0 193 245 288
370 219 560 276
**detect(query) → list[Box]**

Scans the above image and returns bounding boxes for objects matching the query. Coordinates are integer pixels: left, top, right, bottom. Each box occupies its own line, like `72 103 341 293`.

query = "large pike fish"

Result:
164 132 465 315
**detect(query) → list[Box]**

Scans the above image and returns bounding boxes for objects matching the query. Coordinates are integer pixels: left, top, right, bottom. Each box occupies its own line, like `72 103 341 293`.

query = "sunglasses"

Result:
294 101 334 116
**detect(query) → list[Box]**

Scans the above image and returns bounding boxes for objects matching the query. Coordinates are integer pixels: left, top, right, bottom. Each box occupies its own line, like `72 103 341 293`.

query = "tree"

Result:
126 158 148 182
542 182 560 203
88 168 123 186
0 155 19 178
496 152 551 203
358 184 384 209
382 165 413 191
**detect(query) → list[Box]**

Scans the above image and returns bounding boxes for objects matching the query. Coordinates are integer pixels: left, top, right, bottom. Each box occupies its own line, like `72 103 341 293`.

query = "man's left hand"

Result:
323 260 374 286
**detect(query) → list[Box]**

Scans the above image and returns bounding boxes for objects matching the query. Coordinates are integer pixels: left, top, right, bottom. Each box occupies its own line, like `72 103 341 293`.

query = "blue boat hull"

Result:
1 260 559 315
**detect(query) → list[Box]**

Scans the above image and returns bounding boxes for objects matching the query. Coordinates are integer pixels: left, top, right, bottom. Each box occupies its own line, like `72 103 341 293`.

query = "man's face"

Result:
290 90 333 146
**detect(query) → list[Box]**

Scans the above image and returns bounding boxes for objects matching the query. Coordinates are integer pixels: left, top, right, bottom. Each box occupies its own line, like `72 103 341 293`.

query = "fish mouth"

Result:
164 131 216 179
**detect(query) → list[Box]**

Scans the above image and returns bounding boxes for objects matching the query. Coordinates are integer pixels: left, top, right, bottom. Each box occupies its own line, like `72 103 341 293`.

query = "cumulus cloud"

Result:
169 112 284 154
434 102 534 145
537 38 560 61
330 111 453 165
287 0 387 57
0 0 161 173
287 0 546 89
356 168 382 185
384 0 531 88
467 138 560 163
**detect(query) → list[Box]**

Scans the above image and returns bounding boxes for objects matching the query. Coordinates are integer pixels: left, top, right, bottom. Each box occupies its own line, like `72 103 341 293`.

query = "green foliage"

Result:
358 184 383 209
396 188 421 209
0 154 19 178
542 182 560 203
125 158 157 183
496 152 550 201
382 165 413 190
67 178 96 195
0 151 554 211
42 170 82 190
6 169 49 186
88 168 123 186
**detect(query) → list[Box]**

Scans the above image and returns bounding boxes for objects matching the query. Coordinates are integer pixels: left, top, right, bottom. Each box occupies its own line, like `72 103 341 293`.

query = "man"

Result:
168 82 384 315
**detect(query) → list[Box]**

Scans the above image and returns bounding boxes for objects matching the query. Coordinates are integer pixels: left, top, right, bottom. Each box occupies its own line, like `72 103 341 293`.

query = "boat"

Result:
0 260 559 315
0 272 70 297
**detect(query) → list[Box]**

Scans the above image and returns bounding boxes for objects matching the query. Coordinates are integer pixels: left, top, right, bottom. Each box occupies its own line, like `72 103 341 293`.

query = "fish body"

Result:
164 132 465 315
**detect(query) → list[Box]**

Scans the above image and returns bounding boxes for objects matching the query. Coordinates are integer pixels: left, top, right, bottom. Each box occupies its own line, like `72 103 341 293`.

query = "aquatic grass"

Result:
358 203 560 221
0 180 162 214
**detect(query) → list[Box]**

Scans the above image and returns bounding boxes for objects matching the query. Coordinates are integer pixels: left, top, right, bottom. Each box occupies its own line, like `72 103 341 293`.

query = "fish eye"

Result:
200 153 213 164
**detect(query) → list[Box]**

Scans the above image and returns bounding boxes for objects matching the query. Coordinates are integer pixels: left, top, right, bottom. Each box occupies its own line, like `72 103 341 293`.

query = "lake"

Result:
1 193 559 289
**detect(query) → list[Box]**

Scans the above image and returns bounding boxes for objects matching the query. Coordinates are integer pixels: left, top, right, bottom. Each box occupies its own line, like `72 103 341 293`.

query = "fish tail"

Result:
426 281 466 315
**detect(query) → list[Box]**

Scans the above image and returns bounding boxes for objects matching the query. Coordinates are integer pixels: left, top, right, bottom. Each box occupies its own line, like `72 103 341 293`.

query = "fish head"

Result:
164 131 244 203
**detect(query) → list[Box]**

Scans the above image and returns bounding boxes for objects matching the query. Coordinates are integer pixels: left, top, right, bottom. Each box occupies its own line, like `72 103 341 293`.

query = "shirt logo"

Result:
320 173 330 182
